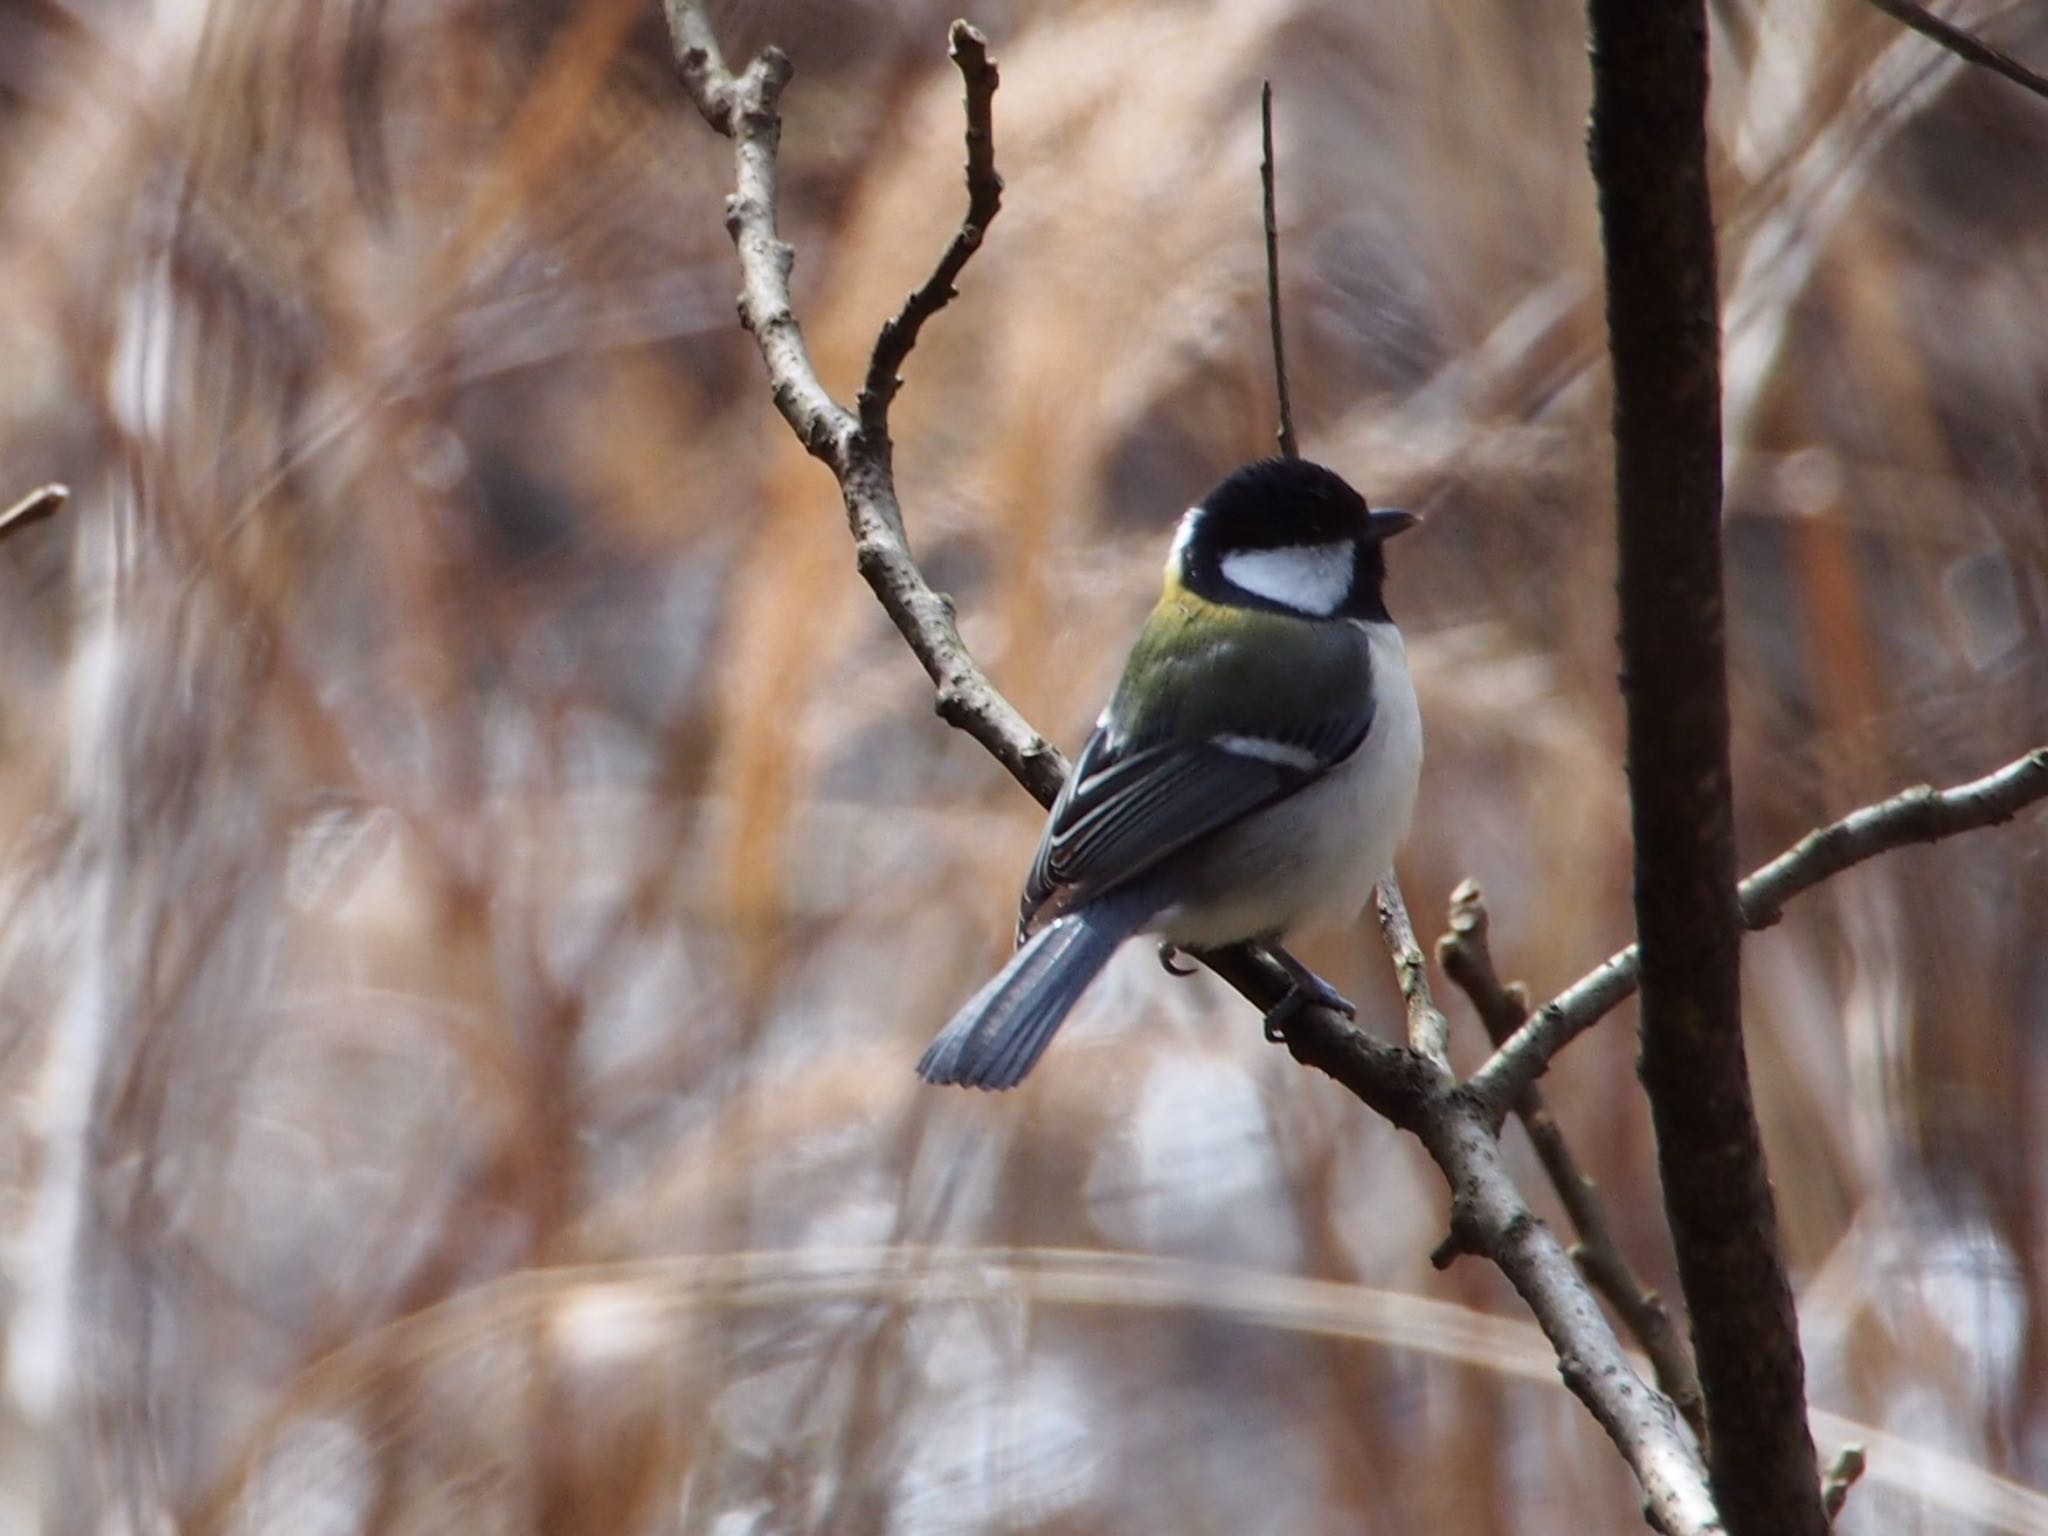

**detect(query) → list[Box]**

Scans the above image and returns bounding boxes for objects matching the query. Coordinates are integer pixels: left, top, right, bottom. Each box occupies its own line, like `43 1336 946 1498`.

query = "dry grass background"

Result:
0 0 2045 1530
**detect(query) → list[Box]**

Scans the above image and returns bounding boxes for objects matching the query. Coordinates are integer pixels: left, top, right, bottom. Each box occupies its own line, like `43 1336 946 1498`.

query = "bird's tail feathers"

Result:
917 892 1156 1090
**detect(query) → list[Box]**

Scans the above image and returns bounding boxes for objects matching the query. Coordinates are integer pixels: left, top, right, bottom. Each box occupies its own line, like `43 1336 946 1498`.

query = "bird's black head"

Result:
1170 458 1415 621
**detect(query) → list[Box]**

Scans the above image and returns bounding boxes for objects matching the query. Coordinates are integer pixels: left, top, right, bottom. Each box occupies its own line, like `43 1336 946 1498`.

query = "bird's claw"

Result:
1157 942 1199 977
1260 972 1357 1043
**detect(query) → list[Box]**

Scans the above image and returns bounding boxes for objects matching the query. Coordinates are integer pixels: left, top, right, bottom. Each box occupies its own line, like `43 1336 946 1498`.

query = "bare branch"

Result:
1859 0 2048 103
659 2 1059 803
665 23 848 461
661 0 737 128
1469 746 2048 1113
1176 928 1725 1533
1260 81 1297 460
0 483 67 542
1737 747 2048 924
858 24 1002 453
1439 880 1706 1442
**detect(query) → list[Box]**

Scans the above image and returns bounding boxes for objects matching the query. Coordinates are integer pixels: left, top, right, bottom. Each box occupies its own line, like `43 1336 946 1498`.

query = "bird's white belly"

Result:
1151 621 1421 948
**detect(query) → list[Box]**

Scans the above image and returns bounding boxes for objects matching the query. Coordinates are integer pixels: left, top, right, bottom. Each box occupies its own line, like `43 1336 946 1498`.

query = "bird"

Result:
918 456 1422 1090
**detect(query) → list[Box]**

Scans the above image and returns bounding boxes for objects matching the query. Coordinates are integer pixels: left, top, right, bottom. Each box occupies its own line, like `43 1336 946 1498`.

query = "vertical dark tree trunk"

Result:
1586 4 1829 1533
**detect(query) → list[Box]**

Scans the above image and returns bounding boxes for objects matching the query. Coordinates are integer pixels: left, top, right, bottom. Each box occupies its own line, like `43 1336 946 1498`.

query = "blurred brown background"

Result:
0 0 2045 1530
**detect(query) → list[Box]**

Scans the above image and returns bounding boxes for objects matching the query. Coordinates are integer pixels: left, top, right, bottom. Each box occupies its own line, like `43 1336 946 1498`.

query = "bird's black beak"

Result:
1367 508 1419 541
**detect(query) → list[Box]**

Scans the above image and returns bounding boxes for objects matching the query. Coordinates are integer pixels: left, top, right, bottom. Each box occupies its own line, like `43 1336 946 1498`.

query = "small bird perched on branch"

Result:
919 457 1422 1088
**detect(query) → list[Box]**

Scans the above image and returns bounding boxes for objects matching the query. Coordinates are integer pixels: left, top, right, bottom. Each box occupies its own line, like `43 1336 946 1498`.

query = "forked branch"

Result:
661 6 1059 803
858 26 1002 451
1439 880 1706 1440
0 484 67 542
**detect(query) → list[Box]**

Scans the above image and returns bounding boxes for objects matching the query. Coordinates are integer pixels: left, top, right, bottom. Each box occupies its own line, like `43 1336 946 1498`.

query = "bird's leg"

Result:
1157 942 1200 977
1261 949 1356 1042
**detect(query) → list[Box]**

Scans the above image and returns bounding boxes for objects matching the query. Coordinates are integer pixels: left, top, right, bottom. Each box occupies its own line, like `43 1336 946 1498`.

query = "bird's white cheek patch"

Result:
1219 541 1355 615
1166 507 1203 574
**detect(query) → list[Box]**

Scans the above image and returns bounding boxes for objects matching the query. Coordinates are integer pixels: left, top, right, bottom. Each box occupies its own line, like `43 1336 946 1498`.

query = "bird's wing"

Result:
1020 607 1375 933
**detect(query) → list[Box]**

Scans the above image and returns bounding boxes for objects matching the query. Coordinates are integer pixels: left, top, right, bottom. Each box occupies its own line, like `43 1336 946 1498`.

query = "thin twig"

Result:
1438 880 1707 1443
1860 0 2048 102
0 484 67 541
1820 1443 1867 1523
1374 875 1449 1072
1469 746 2048 1115
659 10 1720 1528
1260 81 1296 460
859 24 1002 455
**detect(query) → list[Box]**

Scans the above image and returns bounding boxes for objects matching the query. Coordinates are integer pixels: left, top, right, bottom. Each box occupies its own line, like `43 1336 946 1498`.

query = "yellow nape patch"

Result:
1157 564 1232 622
